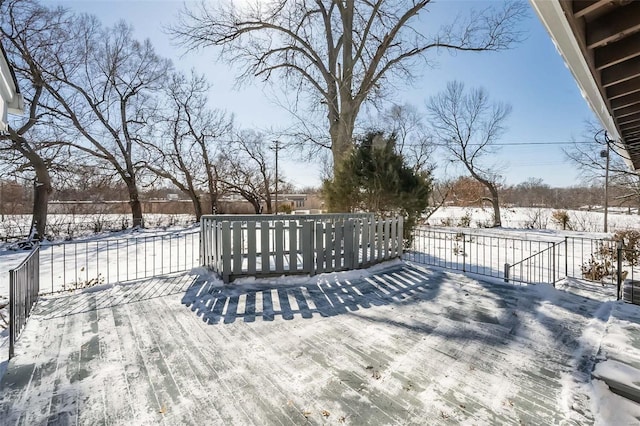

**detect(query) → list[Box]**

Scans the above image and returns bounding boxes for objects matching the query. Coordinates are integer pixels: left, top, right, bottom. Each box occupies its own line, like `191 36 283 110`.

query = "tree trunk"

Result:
209 192 218 214
329 110 357 172
189 193 203 221
264 192 272 214
488 184 502 227
468 169 501 227
12 135 52 240
30 160 52 240
126 181 144 228
251 197 261 214
206 174 219 214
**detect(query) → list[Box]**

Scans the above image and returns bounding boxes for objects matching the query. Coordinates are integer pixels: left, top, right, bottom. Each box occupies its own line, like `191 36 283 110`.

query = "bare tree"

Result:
172 0 526 170
565 124 640 213
0 0 67 239
146 71 233 220
219 130 279 214
378 103 435 173
427 81 511 227
3 1 173 228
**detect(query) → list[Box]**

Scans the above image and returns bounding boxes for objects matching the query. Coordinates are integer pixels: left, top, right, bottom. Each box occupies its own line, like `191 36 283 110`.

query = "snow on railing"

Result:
201 214 402 283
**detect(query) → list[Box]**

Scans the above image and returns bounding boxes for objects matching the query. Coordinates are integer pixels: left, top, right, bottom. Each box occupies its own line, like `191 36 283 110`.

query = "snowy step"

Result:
592 360 640 404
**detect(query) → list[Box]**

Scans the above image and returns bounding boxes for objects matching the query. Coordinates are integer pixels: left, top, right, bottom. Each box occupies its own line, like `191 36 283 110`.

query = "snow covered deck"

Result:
0 262 638 424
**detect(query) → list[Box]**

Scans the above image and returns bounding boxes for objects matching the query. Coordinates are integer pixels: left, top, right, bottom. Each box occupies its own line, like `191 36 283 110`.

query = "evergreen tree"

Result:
323 132 431 242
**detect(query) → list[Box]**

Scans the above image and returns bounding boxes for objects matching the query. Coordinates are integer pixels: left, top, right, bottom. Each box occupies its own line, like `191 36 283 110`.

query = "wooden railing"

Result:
201 214 403 282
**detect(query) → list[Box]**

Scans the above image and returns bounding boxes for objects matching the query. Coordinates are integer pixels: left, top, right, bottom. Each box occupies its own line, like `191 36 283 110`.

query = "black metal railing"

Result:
9 244 40 358
406 227 630 289
505 240 565 285
617 244 640 304
406 227 558 282
39 229 200 294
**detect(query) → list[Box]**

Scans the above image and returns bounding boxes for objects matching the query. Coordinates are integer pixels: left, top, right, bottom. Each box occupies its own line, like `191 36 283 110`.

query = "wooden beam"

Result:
607 77 640 100
620 122 640 132
574 0 611 18
595 32 640 70
616 103 640 118
601 56 640 87
625 146 640 155
623 129 640 138
611 91 640 110
618 111 640 126
624 145 640 157
586 2 640 49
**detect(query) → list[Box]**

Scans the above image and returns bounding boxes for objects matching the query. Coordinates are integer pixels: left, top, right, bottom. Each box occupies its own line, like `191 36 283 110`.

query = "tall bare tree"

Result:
172 0 526 170
146 71 233 220
427 81 511 227
3 0 172 228
0 0 67 239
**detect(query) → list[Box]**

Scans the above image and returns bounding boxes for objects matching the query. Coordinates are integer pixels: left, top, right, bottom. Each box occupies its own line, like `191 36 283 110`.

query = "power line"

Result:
401 141 593 147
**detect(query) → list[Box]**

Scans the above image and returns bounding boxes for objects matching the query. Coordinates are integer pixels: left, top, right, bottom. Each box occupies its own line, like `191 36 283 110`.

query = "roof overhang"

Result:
530 0 640 170
0 41 24 132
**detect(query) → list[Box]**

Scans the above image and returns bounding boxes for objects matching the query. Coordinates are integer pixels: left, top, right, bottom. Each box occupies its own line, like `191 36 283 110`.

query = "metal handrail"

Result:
9 243 40 358
504 240 564 285
508 240 562 270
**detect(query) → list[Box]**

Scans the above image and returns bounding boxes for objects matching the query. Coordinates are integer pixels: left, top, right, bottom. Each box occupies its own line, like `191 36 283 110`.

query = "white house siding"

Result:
0 42 23 131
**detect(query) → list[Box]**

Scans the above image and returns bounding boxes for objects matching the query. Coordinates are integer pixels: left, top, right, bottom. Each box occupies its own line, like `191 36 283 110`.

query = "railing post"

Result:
222 222 232 283
617 240 623 301
9 269 15 359
552 243 556 286
302 220 313 274
462 232 466 273
315 221 324 274
200 219 205 267
504 263 510 283
564 236 568 278
397 216 403 258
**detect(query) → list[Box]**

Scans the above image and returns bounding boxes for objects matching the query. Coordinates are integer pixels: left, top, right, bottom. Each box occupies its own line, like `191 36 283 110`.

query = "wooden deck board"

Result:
0 266 609 425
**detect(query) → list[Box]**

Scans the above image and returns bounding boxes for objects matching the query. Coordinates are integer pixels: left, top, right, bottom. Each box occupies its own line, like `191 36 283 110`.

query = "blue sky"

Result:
58 0 597 189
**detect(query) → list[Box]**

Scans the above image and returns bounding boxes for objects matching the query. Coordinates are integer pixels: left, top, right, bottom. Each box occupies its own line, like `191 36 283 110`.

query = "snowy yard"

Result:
1 212 640 424
427 206 640 233
0 260 639 424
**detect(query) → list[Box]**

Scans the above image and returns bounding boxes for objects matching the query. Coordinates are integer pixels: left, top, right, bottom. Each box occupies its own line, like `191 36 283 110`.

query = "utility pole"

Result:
601 144 610 233
271 140 281 214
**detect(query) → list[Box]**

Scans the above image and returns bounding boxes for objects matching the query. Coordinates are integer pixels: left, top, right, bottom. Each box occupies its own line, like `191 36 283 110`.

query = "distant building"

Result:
0 42 24 131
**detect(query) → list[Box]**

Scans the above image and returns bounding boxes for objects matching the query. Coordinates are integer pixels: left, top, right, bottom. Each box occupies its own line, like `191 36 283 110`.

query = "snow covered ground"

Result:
1 215 639 423
0 226 200 372
0 261 639 424
427 206 640 233
0 213 197 241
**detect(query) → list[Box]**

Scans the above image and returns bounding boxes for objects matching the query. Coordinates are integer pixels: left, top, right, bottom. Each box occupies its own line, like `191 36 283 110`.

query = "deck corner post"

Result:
617 240 623 301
